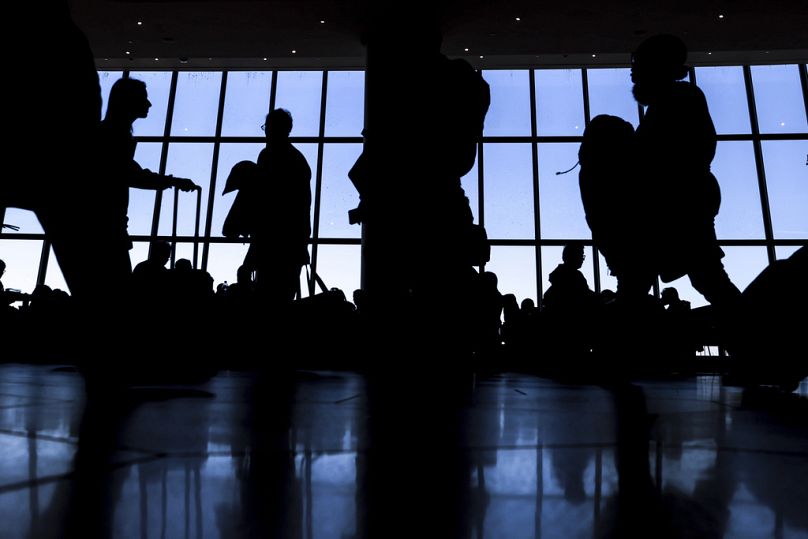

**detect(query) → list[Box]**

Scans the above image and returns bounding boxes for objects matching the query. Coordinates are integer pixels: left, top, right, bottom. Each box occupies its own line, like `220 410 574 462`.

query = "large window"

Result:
2 64 805 310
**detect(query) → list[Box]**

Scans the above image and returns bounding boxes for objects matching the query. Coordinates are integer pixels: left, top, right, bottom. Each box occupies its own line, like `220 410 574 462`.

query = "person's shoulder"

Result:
672 82 708 103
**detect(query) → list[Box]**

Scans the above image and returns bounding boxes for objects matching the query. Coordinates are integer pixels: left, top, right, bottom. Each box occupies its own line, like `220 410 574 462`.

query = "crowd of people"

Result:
0 3 805 389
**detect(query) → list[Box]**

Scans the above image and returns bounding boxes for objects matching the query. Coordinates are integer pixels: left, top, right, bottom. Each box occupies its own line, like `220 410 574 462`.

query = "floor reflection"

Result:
0 365 806 538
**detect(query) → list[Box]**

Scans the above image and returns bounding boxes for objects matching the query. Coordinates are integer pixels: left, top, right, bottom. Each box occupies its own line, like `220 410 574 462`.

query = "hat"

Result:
222 160 258 194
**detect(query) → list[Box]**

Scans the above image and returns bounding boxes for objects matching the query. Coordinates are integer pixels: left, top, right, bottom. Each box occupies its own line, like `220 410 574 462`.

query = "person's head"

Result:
562 243 586 269
175 258 192 272
263 108 293 141
661 287 680 305
520 298 535 310
600 289 617 304
0 259 5 277
149 240 172 267
106 78 151 122
631 34 689 105
236 265 253 285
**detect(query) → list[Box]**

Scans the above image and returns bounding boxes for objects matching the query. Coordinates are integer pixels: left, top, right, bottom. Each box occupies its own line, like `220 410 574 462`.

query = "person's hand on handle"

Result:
171 176 199 192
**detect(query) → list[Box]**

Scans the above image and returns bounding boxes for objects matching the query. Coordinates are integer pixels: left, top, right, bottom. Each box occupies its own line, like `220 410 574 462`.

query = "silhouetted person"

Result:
2 1 105 300
353 22 490 349
226 264 255 299
97 78 198 278
224 108 311 305
131 240 172 300
729 245 808 390
542 243 595 314
632 34 741 313
661 287 690 314
172 258 213 295
579 114 658 302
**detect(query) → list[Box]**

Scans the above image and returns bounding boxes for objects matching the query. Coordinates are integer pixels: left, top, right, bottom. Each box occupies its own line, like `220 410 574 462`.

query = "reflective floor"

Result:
1 364 807 538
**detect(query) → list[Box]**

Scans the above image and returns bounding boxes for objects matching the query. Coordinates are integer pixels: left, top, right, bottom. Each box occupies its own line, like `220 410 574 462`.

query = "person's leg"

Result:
688 258 741 311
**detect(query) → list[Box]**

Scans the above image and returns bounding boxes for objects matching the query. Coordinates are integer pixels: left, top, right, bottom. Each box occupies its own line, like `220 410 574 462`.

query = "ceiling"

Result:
71 0 808 69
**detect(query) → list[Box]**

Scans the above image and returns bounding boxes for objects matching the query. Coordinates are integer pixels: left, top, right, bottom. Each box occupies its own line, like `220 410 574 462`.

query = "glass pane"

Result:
275 71 323 137
44 246 67 293
535 69 586 136
159 144 215 237
319 144 362 239
538 143 590 240
98 71 123 120
171 72 222 136
325 71 365 137
712 142 765 239
775 245 801 260
314 244 361 297
486 246 537 305
751 65 808 134
129 72 173 136
210 143 265 238
483 144 534 239
762 140 808 239
541 246 595 303
0 239 42 295
205 242 251 287
128 142 162 236
723 246 770 293
2 209 42 234
482 70 532 136
586 68 639 128
695 66 751 134
297 143 319 236
221 71 273 136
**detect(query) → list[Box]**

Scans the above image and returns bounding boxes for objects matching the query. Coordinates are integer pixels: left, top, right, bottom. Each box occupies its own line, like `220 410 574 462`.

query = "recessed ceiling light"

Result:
292 50 297 54
464 48 469 52
708 52 712 55
592 54 597 58
515 17 521 21
320 20 325 24
263 57 268 61
718 14 724 19
154 57 159 61
780 121 786 126
125 51 131 55
137 21 143 26
479 55 484 59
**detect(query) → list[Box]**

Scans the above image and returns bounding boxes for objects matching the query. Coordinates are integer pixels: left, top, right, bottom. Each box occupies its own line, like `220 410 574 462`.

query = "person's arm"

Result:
128 161 198 192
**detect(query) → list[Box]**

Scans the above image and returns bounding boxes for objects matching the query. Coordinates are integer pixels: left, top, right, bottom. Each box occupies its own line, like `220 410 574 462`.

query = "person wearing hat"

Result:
631 34 741 314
